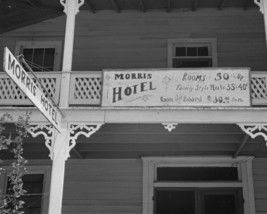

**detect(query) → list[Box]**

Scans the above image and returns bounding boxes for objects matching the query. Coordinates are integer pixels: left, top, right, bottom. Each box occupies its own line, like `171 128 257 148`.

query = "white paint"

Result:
3 47 62 132
59 0 84 107
102 68 251 107
48 122 68 214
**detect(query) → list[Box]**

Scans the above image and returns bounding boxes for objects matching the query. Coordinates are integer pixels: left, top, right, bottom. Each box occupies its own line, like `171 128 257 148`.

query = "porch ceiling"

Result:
0 0 257 33
1 123 266 160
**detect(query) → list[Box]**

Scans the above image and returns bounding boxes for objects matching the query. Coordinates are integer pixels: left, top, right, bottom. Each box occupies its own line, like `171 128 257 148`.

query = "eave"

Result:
1 106 267 124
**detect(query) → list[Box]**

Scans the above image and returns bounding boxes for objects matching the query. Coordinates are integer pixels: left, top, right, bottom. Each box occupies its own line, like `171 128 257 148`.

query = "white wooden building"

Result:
1 0 267 214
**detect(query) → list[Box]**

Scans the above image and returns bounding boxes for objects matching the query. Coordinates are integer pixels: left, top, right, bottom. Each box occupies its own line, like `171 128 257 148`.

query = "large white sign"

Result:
3 47 62 132
102 68 251 107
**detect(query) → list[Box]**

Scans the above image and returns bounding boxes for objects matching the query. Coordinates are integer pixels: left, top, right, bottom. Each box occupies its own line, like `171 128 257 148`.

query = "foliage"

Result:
0 113 30 214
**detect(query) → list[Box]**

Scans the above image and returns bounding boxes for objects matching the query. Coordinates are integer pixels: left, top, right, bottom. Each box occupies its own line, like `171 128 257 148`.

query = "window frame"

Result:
15 41 62 71
142 156 255 214
0 165 51 214
167 38 218 68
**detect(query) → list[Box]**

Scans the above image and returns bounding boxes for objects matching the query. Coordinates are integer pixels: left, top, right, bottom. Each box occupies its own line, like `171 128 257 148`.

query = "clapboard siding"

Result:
253 158 267 214
63 159 142 214
61 158 267 214
1 9 267 71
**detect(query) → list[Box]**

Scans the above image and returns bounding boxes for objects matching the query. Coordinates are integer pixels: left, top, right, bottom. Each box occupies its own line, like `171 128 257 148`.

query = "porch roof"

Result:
0 0 257 33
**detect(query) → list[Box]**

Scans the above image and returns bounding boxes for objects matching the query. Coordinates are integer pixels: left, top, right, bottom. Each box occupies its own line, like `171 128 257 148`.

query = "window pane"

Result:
43 48 55 71
155 189 195 214
187 47 197 56
157 167 239 181
6 174 44 214
33 48 45 71
203 193 237 214
23 49 33 62
21 174 44 214
198 47 209 56
175 47 186 56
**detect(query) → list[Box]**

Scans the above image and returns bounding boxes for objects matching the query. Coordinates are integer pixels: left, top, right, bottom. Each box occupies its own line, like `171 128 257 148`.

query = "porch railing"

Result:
0 72 61 105
1 71 267 106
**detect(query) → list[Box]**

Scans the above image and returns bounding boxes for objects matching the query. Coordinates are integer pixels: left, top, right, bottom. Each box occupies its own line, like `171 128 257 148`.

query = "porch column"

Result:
48 1 84 214
254 0 267 46
48 122 68 214
59 0 84 107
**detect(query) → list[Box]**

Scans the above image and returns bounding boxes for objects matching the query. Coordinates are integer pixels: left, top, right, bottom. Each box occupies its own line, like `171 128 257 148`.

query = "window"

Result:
15 41 62 72
0 166 51 214
155 188 243 214
168 39 218 68
142 157 255 214
6 174 44 214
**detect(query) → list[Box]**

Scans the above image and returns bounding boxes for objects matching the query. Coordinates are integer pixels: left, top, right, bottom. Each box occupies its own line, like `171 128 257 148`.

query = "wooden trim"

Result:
233 135 250 158
1 105 267 124
142 156 255 214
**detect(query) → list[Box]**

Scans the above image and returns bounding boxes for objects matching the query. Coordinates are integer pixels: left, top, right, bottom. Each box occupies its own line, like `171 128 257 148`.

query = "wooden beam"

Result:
243 0 252 10
84 0 96 13
233 135 250 158
166 0 171 12
218 0 226 10
139 0 146 12
192 0 198 11
110 0 121 13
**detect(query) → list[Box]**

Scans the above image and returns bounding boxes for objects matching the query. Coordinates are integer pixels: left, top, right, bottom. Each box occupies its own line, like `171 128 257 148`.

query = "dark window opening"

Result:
23 48 55 72
155 188 243 214
173 58 212 68
6 174 44 214
157 167 239 181
173 45 212 68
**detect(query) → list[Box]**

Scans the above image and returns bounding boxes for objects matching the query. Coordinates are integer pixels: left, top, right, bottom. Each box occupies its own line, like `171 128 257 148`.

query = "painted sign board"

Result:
102 68 251 107
3 47 62 132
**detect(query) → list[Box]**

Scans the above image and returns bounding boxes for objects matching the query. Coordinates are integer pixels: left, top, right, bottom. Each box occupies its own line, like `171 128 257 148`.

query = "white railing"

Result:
1 71 267 106
0 72 61 105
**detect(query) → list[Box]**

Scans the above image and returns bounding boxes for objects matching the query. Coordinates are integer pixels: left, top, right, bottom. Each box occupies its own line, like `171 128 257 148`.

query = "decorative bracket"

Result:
254 0 264 14
67 123 103 159
162 123 178 132
27 124 55 159
238 124 267 146
60 0 85 15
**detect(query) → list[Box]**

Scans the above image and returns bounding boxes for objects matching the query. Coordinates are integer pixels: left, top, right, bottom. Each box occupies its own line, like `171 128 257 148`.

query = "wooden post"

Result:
48 123 68 214
59 0 84 107
48 1 84 214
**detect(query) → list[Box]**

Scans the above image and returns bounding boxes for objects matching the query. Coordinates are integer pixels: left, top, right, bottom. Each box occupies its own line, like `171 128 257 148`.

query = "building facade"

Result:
1 0 267 214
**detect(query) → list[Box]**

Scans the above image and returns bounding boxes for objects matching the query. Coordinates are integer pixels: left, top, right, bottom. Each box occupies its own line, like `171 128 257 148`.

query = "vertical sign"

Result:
3 47 62 132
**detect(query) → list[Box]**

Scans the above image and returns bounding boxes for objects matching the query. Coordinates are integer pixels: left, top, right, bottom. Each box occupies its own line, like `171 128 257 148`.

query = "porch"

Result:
1 70 267 106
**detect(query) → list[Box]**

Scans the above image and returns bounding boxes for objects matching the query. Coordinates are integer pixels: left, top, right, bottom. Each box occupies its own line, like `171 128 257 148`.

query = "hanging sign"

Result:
3 47 62 132
102 68 251 107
